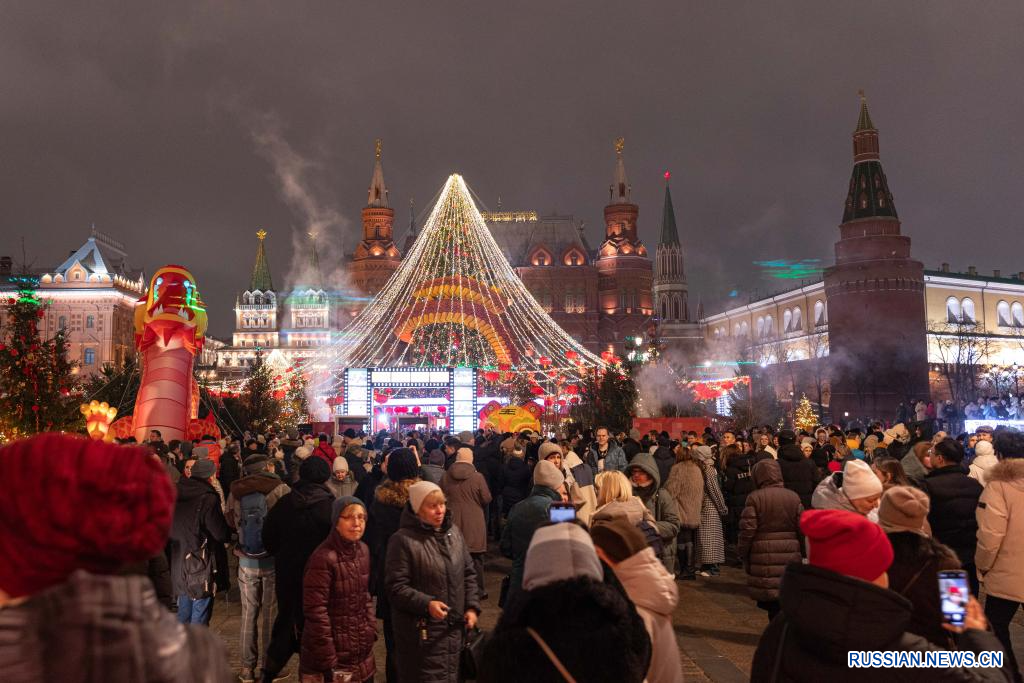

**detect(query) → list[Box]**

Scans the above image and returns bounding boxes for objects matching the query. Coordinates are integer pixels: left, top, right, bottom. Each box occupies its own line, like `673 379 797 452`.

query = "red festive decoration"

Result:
565 350 578 360
437 406 447 414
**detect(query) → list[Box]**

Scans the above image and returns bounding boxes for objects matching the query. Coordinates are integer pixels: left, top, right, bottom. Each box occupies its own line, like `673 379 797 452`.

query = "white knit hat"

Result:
294 445 312 461
523 523 603 590
975 441 995 457
409 481 443 513
842 459 883 500
332 456 349 472
533 459 565 490
456 447 474 464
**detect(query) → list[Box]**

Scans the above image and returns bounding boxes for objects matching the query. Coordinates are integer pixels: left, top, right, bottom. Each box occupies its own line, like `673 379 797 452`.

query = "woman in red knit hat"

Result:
0 433 232 682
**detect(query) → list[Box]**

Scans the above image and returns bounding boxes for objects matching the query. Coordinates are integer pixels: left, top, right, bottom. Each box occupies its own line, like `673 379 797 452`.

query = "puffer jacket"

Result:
886 531 961 647
300 530 376 681
365 477 419 618
777 443 819 509
611 547 684 683
627 453 682 573
0 570 232 683
976 458 1024 603
663 459 704 529
923 466 983 569
652 445 675 486
751 563 1009 683
811 473 880 523
968 452 999 487
591 441 627 472
565 451 598 526
385 507 480 683
262 480 334 625
169 477 231 597
500 484 561 603
737 460 803 602
440 461 492 553
500 455 532 514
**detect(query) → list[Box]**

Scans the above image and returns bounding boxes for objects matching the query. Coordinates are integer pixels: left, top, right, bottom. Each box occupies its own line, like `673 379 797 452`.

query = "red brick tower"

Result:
350 139 402 300
596 137 653 352
824 93 928 419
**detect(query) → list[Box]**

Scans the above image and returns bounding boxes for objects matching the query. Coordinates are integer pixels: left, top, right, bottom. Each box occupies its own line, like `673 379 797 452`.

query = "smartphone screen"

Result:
548 502 577 524
938 570 969 626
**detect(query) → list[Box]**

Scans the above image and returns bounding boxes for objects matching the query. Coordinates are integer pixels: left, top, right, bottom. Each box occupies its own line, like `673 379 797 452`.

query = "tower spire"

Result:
659 171 680 246
610 136 630 203
308 231 323 288
843 91 897 222
367 138 389 208
250 229 274 292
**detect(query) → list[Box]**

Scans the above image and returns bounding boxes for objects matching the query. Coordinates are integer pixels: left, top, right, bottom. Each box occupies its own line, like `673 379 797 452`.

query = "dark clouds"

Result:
2 1 1023 336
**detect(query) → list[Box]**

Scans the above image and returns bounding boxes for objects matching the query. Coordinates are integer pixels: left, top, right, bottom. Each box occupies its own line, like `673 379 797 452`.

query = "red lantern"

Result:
566 385 579 395
544 397 554 407
437 406 447 414
557 399 567 406
483 370 499 382
412 406 421 414
498 363 510 371
538 356 551 367
530 385 544 396
547 370 557 378
600 351 613 362
565 350 578 360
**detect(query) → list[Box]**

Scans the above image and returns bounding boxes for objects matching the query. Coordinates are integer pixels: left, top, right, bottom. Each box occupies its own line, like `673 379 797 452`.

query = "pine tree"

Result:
568 368 637 434
83 354 140 417
279 364 310 428
0 276 80 441
794 393 819 433
727 365 785 433
242 348 280 433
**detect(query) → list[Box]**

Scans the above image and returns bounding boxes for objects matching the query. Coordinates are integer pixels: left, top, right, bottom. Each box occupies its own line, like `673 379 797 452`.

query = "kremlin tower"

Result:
350 139 403 300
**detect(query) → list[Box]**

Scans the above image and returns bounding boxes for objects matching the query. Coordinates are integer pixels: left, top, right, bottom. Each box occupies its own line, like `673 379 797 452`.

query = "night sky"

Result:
3 2 1023 337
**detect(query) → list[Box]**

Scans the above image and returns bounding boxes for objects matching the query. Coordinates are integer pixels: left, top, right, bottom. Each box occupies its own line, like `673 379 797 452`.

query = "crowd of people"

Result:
0 416 1021 682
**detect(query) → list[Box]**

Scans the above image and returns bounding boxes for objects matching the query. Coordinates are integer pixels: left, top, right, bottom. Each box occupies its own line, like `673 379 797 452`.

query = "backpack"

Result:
238 491 269 558
182 538 214 599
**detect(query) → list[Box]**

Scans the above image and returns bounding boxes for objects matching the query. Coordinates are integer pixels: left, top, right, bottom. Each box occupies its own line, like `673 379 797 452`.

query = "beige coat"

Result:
664 460 704 529
975 458 1024 602
611 548 684 683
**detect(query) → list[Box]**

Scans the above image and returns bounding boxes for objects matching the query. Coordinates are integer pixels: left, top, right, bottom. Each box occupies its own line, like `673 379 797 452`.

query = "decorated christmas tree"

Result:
327 174 605 381
794 393 819 433
0 276 79 441
279 362 310 429
243 348 280 433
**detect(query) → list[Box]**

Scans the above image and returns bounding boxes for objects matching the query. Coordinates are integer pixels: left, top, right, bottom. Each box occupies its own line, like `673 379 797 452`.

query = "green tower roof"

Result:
250 230 274 292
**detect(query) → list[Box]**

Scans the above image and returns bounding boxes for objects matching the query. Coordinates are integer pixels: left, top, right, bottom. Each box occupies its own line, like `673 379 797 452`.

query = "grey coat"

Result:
440 461 492 554
0 570 232 682
385 506 480 683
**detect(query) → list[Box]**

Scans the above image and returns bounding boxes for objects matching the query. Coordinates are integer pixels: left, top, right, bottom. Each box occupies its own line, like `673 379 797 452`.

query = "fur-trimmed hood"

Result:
988 458 1024 486
374 477 419 508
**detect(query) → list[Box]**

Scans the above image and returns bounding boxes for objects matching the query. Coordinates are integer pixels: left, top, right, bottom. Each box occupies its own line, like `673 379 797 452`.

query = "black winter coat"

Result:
365 478 416 618
262 481 334 622
652 445 675 486
923 466 983 567
621 437 642 463
737 460 803 602
385 507 480 683
500 457 532 514
751 563 1009 683
723 451 770 513
169 477 230 597
778 443 820 509
886 531 961 648
218 452 242 492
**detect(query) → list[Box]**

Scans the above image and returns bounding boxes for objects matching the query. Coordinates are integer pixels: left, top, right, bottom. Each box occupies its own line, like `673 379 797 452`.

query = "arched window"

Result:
764 315 774 337
961 298 976 324
792 307 802 331
741 321 749 337
946 297 961 323
86 315 95 329
783 309 792 332
1013 302 1024 327
735 323 742 336
254 293 263 305
84 348 95 365
243 292 251 304
661 298 668 320
997 300 1011 327
757 317 765 338
814 300 826 326
673 296 681 321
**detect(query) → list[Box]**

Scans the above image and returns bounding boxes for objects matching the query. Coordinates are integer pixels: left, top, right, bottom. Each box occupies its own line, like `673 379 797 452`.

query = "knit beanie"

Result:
190 458 216 480
192 445 209 460
458 431 474 444
426 449 445 467
538 441 562 461
0 434 176 598
299 457 330 484
975 441 994 457
456 447 474 464
523 523 603 590
409 481 442 514
332 456 349 472
533 459 565 490
841 459 883 501
878 486 932 536
243 453 270 475
331 496 366 526
801 509 893 582
387 448 419 482
591 517 648 563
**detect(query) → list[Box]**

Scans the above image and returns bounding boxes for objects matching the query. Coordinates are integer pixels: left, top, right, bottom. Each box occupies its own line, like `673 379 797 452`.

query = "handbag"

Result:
459 626 489 680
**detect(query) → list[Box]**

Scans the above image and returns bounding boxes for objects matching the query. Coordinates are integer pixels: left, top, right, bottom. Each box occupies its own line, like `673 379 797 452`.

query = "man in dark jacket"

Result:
723 445 770 545
737 459 803 621
651 436 676 485
169 458 231 625
923 438 984 597
752 509 1009 682
777 430 819 509
260 457 334 682
226 454 291 682
500 460 564 605
622 428 643 463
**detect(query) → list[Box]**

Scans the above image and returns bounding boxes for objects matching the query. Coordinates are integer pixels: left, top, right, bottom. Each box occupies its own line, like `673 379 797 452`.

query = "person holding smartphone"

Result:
751 509 1008 683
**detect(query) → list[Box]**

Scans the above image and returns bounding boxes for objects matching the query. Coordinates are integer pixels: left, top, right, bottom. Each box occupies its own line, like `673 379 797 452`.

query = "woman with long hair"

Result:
872 457 912 490
663 444 704 580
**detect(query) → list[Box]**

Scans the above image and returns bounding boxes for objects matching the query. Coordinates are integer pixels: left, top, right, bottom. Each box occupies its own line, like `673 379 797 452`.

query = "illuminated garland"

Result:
310 174 607 383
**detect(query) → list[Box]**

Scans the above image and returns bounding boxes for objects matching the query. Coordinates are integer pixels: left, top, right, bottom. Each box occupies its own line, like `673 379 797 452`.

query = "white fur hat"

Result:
842 459 883 501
